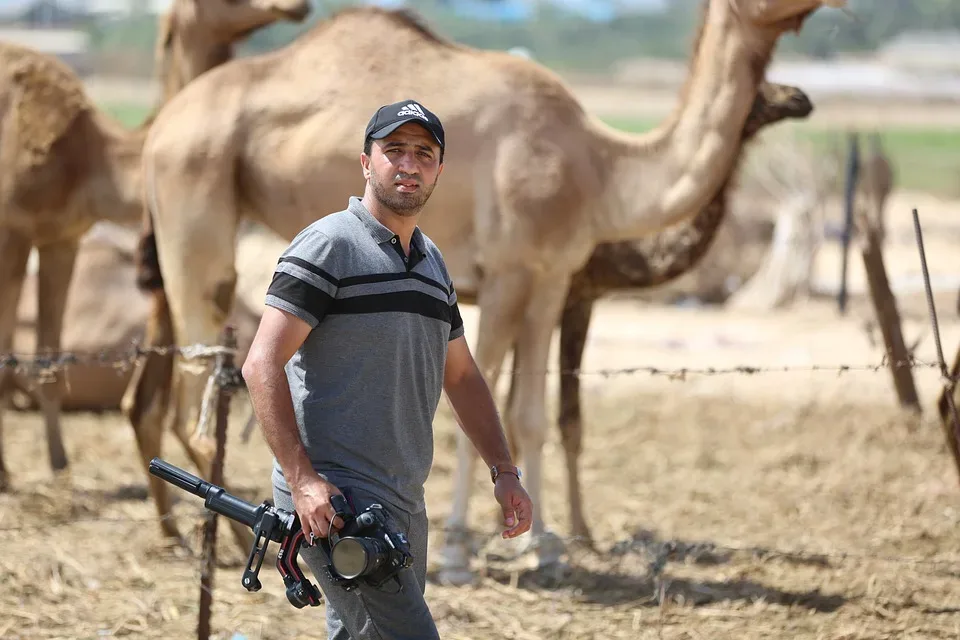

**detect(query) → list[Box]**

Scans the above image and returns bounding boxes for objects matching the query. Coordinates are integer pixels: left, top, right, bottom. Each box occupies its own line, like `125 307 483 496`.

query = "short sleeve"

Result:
265 229 340 328
447 279 464 341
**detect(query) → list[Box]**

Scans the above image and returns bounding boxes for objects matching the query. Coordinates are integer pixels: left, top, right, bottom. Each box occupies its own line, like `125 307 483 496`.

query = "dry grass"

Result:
4 323 960 639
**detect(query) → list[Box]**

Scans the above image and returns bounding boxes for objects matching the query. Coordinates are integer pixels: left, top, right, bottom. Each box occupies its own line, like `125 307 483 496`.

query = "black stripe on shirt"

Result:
337 271 450 297
267 272 335 322
329 290 453 324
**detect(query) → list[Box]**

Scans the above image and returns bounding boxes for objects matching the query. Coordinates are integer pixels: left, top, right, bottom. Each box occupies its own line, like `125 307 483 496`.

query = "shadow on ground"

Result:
428 526 847 613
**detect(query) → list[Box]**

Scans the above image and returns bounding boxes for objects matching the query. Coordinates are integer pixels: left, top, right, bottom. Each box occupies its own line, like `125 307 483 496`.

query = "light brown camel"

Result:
123 0 845 579
497 81 815 549
0 0 311 493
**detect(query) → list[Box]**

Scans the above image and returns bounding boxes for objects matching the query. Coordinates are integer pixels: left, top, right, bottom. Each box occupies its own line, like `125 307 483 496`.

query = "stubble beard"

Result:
371 172 437 218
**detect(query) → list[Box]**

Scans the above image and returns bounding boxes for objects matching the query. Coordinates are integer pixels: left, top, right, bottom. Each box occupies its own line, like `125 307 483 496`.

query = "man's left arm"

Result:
443 326 533 539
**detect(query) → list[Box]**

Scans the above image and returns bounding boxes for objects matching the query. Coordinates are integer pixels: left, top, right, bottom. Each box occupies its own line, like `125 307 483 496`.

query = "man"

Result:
241 99 533 640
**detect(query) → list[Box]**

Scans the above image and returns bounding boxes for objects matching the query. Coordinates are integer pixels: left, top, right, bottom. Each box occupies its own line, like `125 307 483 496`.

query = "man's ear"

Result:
360 152 371 180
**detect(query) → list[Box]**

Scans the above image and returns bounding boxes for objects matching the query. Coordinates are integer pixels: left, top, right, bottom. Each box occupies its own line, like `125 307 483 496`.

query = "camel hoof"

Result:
49 454 69 473
569 527 595 551
436 565 477 587
436 530 475 586
522 530 567 570
0 472 9 493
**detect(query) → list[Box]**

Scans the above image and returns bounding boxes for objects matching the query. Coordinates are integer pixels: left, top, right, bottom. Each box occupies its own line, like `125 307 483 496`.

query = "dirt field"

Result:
3 185 960 639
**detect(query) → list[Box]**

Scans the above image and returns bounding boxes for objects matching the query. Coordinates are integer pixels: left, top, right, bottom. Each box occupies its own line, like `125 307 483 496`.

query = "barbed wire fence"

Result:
5 323 960 634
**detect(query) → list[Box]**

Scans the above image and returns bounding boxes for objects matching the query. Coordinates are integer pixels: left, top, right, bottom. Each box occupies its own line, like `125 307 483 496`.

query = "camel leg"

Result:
438 270 529 585
0 230 32 492
122 294 181 541
34 239 79 474
557 293 595 548
507 273 572 570
504 342 521 458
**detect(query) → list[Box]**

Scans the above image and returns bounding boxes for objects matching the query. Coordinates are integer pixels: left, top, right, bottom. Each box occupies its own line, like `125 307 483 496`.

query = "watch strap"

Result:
490 463 521 484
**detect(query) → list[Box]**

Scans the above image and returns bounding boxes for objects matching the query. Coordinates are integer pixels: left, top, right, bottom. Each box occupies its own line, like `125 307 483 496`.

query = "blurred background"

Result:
4 0 959 196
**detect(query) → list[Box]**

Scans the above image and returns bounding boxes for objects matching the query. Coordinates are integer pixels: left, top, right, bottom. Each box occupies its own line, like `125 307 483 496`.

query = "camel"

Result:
495 81 816 549
122 0 845 581
7 222 264 412
0 0 311 492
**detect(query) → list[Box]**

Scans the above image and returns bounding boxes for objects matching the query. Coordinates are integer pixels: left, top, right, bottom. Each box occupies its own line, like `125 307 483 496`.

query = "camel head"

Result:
757 82 813 121
731 0 847 33
169 0 311 43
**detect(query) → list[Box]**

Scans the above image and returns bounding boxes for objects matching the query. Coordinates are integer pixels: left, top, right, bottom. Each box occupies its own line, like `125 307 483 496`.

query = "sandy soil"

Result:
3 188 960 639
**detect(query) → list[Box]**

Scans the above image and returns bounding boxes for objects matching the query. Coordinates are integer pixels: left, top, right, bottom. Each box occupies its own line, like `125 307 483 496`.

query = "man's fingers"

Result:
516 499 533 534
502 497 532 539
304 515 325 543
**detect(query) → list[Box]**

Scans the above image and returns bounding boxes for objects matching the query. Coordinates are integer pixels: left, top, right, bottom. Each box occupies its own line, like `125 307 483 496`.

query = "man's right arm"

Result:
241 306 315 491
242 229 343 539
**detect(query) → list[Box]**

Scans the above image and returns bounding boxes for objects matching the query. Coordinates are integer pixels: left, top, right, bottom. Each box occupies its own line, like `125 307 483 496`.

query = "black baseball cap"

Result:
364 99 445 152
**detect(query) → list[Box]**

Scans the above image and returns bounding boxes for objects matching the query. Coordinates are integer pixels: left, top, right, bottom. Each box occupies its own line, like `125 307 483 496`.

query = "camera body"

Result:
322 494 414 592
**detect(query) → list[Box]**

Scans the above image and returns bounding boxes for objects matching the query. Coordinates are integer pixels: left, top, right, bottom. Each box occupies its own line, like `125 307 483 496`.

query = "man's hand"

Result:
493 475 533 539
291 474 347 542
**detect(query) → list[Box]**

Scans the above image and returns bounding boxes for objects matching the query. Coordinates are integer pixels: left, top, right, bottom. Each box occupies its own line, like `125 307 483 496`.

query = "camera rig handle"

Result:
148 457 322 609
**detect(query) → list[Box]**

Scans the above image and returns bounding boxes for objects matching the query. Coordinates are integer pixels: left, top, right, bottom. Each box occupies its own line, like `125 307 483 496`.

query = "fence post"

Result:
197 325 237 640
859 214 920 412
838 131 860 315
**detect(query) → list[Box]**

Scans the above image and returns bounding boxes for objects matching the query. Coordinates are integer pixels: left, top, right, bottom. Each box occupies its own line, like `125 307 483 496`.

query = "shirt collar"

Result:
348 196 426 255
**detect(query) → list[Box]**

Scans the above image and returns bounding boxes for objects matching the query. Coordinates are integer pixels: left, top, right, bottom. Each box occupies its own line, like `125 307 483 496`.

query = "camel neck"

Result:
160 36 232 104
595 0 779 242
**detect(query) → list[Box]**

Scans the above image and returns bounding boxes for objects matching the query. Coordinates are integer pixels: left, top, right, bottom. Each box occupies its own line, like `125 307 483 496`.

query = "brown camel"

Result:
123 0 844 580
7 223 264 412
0 0 311 493
496 81 815 549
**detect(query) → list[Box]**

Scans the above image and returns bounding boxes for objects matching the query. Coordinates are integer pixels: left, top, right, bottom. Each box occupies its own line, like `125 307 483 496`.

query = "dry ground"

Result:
3 188 960 639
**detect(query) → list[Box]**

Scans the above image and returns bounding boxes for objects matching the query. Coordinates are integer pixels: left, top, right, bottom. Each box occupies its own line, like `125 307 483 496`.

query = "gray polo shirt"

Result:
264 196 464 514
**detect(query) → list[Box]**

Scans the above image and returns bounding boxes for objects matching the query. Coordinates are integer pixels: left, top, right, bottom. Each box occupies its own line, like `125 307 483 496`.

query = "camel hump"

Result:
0 41 92 173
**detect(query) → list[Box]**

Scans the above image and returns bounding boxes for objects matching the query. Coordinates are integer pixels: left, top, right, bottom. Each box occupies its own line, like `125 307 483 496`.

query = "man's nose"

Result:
398 153 420 173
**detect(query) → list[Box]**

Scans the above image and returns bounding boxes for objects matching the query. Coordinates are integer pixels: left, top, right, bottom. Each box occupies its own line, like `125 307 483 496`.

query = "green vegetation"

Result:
603 116 960 198
102 102 151 128
98 102 959 198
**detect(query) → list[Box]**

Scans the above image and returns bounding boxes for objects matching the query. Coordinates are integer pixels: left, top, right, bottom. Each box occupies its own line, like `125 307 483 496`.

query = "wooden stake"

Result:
198 326 237 640
912 209 960 485
860 218 921 412
936 344 960 485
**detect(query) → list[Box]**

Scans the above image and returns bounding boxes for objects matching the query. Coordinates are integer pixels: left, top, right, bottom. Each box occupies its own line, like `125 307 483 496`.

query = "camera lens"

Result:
331 537 387 580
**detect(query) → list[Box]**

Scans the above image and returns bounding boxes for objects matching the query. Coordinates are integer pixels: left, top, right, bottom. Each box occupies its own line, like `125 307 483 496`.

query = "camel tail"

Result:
135 210 164 292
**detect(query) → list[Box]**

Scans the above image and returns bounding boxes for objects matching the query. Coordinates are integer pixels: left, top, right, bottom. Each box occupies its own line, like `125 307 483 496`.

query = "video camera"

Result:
147 457 414 608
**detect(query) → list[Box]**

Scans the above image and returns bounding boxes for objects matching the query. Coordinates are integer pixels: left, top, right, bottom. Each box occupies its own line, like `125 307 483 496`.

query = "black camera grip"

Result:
149 456 261 529
204 486 262 529
149 457 209 497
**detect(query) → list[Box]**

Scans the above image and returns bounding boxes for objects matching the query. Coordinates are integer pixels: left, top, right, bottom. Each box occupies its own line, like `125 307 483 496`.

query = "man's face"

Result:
362 122 444 217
